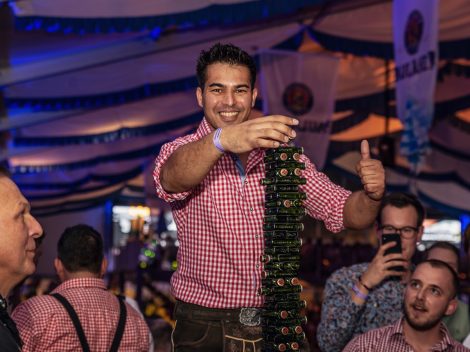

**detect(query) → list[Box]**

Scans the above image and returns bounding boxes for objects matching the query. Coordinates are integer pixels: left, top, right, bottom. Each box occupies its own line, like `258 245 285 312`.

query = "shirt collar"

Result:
391 317 458 350
53 277 107 293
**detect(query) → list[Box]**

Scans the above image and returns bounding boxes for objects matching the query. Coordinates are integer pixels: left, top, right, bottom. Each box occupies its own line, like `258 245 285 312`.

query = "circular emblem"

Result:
404 10 424 55
282 83 313 116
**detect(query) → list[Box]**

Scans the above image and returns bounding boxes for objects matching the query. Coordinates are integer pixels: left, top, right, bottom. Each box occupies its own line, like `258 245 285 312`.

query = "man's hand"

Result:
360 242 408 289
217 115 298 154
355 140 385 201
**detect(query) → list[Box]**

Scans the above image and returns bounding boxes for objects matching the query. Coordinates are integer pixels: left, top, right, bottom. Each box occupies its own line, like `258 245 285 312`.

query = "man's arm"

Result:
317 267 368 352
160 115 298 193
343 140 385 230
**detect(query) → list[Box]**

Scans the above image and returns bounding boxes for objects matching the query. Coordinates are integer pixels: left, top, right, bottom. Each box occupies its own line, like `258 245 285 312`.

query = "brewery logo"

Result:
404 9 424 55
282 83 313 116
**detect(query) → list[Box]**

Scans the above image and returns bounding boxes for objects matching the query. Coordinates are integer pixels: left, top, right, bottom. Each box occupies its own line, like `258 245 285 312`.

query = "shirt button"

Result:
249 207 253 212
256 264 260 268
255 234 259 238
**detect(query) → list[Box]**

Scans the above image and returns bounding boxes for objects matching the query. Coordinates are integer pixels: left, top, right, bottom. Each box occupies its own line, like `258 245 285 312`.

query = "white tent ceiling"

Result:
1 0 469 217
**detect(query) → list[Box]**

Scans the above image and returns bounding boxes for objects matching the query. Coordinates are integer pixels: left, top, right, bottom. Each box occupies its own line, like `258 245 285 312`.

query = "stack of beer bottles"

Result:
260 146 308 352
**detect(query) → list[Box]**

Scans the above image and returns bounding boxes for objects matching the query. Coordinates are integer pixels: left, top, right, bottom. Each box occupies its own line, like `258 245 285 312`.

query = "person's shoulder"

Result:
12 294 63 327
14 294 61 313
328 262 368 282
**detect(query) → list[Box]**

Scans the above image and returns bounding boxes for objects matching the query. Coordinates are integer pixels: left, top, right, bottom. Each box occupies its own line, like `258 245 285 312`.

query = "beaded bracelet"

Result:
351 283 368 300
213 128 225 153
358 275 372 291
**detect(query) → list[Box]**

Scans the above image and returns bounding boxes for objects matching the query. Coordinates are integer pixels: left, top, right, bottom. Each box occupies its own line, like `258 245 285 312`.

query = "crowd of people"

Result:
1 43 469 351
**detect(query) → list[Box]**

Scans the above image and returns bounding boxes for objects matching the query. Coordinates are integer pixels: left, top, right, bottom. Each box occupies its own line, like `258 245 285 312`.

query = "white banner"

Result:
259 50 339 169
393 0 439 170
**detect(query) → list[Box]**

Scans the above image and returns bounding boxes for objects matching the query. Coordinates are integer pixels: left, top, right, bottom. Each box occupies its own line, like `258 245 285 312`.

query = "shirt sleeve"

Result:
12 301 39 352
153 134 198 202
300 155 351 233
317 266 366 352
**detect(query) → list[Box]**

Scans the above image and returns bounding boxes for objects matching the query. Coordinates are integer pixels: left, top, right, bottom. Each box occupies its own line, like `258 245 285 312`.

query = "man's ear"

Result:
416 226 424 243
444 298 458 317
196 87 203 108
54 258 65 281
251 88 258 107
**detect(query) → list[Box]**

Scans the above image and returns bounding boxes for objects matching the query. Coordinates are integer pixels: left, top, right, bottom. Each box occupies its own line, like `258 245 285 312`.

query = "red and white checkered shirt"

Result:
343 318 470 352
12 278 150 352
154 118 351 309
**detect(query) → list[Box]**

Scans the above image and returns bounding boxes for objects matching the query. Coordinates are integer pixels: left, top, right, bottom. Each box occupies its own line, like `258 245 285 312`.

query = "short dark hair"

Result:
377 192 425 228
57 224 104 274
425 242 460 267
416 259 459 298
196 43 257 89
0 166 11 178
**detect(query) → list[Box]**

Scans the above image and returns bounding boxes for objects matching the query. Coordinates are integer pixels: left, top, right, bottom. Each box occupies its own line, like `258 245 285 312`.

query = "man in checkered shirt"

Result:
343 259 470 351
154 43 385 351
12 224 151 351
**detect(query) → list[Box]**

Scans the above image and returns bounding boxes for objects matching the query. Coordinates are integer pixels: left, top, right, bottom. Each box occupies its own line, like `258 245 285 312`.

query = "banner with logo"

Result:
393 0 439 171
259 50 340 169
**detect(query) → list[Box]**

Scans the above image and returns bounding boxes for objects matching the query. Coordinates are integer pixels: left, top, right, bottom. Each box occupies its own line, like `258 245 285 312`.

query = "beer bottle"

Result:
265 161 305 171
265 168 303 178
258 285 302 296
266 146 304 155
265 192 307 201
263 332 306 344
264 343 287 352
264 238 302 247
265 292 301 303
287 342 300 351
266 325 290 335
266 299 306 311
265 199 304 208
263 261 300 272
261 270 298 279
264 215 304 223
263 223 304 231
262 277 285 287
265 207 306 216
263 246 300 255
260 254 300 263
261 309 291 320
265 184 299 192
261 177 306 186
263 231 300 240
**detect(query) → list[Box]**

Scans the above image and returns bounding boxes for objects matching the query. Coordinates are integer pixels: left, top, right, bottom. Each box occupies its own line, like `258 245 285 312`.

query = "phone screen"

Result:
381 233 404 272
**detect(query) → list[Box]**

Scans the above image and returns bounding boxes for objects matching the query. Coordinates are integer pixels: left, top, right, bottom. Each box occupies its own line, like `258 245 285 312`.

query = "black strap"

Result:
51 293 127 352
109 295 127 352
51 293 90 352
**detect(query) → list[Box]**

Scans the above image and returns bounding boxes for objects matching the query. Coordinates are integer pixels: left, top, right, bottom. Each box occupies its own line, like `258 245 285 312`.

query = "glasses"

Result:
378 225 419 239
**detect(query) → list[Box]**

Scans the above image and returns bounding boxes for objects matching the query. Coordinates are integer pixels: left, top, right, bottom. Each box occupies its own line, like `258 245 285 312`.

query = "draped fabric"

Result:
393 0 439 170
260 50 339 169
1 0 469 217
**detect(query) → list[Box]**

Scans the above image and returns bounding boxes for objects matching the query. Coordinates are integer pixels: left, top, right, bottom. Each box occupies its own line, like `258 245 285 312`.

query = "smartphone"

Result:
381 233 404 272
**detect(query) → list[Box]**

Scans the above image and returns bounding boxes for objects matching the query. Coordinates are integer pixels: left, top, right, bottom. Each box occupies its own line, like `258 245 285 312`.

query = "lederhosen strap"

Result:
51 293 127 352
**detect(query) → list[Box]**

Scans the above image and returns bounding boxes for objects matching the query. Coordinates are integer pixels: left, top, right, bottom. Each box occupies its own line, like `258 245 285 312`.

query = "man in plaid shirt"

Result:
154 43 385 351
343 259 470 351
12 224 150 351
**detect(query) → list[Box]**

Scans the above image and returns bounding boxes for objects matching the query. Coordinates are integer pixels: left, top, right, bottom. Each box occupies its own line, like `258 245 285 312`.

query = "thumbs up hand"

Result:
355 140 385 201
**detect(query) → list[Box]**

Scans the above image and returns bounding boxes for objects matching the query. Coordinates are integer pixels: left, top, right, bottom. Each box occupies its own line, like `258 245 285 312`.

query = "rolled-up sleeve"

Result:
301 156 351 233
153 136 196 202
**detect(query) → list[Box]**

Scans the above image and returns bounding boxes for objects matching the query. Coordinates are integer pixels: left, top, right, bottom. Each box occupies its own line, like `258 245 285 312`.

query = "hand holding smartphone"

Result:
381 233 404 272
